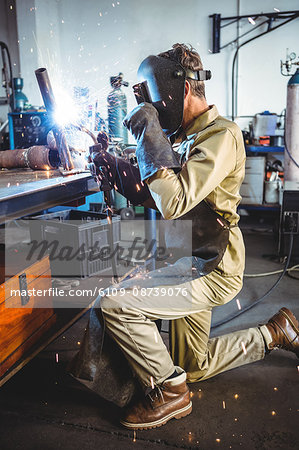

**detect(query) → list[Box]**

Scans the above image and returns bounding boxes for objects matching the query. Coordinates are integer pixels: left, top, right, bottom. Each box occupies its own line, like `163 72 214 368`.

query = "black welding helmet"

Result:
134 55 211 137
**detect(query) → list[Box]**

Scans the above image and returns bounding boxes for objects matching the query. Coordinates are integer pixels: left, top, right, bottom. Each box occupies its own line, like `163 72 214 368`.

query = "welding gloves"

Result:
123 103 181 181
90 149 151 205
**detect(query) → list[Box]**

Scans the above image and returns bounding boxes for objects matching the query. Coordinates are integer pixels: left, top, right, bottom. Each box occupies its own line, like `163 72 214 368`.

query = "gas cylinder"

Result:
285 68 299 181
107 73 129 145
12 78 28 111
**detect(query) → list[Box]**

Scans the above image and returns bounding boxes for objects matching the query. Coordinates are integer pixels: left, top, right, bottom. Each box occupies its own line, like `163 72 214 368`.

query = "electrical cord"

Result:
244 263 299 277
0 41 14 109
211 233 294 329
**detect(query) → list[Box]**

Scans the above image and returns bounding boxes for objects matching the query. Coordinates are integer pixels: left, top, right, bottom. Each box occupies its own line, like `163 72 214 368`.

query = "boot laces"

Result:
147 385 165 404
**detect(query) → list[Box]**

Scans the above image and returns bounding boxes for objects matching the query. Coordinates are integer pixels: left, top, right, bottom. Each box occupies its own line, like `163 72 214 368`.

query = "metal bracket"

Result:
209 10 299 54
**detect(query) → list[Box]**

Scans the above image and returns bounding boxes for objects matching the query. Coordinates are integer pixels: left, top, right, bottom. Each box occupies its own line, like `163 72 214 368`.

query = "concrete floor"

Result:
0 223 298 450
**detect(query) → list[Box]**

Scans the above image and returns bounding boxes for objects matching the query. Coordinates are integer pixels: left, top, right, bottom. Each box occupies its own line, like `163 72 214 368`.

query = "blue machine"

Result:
8 111 51 149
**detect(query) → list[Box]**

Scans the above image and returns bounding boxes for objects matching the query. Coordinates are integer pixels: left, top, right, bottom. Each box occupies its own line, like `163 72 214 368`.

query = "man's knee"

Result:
100 294 120 318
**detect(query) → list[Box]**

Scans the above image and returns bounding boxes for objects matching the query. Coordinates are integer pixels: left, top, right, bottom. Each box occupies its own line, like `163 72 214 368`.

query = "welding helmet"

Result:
134 55 211 137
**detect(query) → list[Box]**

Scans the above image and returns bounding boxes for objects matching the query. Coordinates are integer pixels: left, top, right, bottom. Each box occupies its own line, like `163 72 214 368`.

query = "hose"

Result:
211 233 294 329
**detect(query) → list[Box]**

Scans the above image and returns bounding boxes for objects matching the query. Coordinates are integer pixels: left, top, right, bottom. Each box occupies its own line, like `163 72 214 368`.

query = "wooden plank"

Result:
0 267 134 387
1 256 51 303
0 255 55 374
0 313 56 377
0 306 91 387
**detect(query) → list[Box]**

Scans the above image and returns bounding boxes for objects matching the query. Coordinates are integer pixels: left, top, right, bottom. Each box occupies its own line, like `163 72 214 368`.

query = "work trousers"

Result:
100 258 268 388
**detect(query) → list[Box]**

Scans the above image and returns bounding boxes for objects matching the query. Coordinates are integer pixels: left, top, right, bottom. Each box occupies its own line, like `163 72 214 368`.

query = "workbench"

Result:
0 168 98 224
0 167 115 387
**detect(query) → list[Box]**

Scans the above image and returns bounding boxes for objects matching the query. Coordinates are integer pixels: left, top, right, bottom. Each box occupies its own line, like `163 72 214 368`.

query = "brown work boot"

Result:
120 368 192 430
265 307 299 357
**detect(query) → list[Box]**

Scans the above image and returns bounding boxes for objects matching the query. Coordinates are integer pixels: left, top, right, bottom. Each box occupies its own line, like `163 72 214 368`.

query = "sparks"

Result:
216 438 221 443
133 430 136 442
236 298 241 310
123 171 127 176
55 353 59 363
271 410 276 416
150 376 155 389
162 100 166 107
136 184 140 192
77 341 81 345
248 17 256 25
234 394 239 399
217 218 224 227
223 400 226 409
241 341 247 355
274 387 278 391
274 8 280 12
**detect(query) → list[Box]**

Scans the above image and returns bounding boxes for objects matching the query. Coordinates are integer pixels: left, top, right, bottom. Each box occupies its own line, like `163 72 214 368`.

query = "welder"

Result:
71 43 299 430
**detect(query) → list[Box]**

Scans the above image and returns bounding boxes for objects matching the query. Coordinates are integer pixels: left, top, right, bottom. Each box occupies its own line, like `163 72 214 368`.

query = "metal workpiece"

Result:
35 68 57 117
0 146 60 170
0 169 98 224
35 68 74 170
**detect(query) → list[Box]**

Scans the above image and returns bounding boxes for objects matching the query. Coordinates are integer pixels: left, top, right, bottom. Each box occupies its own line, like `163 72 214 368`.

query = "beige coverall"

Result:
101 105 272 388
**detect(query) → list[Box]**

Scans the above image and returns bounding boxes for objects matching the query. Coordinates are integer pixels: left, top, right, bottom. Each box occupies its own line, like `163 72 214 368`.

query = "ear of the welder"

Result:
137 55 186 137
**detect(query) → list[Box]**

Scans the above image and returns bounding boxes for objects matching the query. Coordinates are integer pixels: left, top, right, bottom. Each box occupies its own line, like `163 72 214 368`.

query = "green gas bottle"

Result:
107 73 129 145
12 78 28 111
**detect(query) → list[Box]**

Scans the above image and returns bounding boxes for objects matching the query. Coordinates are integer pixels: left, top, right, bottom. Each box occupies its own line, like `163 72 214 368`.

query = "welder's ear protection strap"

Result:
123 102 181 181
91 150 151 205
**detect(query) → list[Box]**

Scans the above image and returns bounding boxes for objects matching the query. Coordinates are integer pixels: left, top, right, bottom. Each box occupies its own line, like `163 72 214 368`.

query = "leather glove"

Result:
123 103 181 181
90 146 151 205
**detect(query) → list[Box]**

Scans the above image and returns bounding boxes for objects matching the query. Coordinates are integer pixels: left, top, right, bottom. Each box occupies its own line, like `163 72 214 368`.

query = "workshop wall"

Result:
13 0 299 132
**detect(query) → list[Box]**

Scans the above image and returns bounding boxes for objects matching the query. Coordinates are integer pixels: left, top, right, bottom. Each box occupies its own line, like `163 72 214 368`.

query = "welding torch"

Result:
88 131 118 282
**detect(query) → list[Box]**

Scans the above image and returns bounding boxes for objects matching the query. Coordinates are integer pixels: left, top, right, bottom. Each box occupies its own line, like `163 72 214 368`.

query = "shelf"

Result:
238 203 280 211
246 146 284 154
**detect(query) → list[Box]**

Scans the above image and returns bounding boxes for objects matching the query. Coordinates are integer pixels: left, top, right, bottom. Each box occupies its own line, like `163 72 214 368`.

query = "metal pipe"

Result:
0 119 8 133
35 68 74 170
0 146 60 170
35 68 57 118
